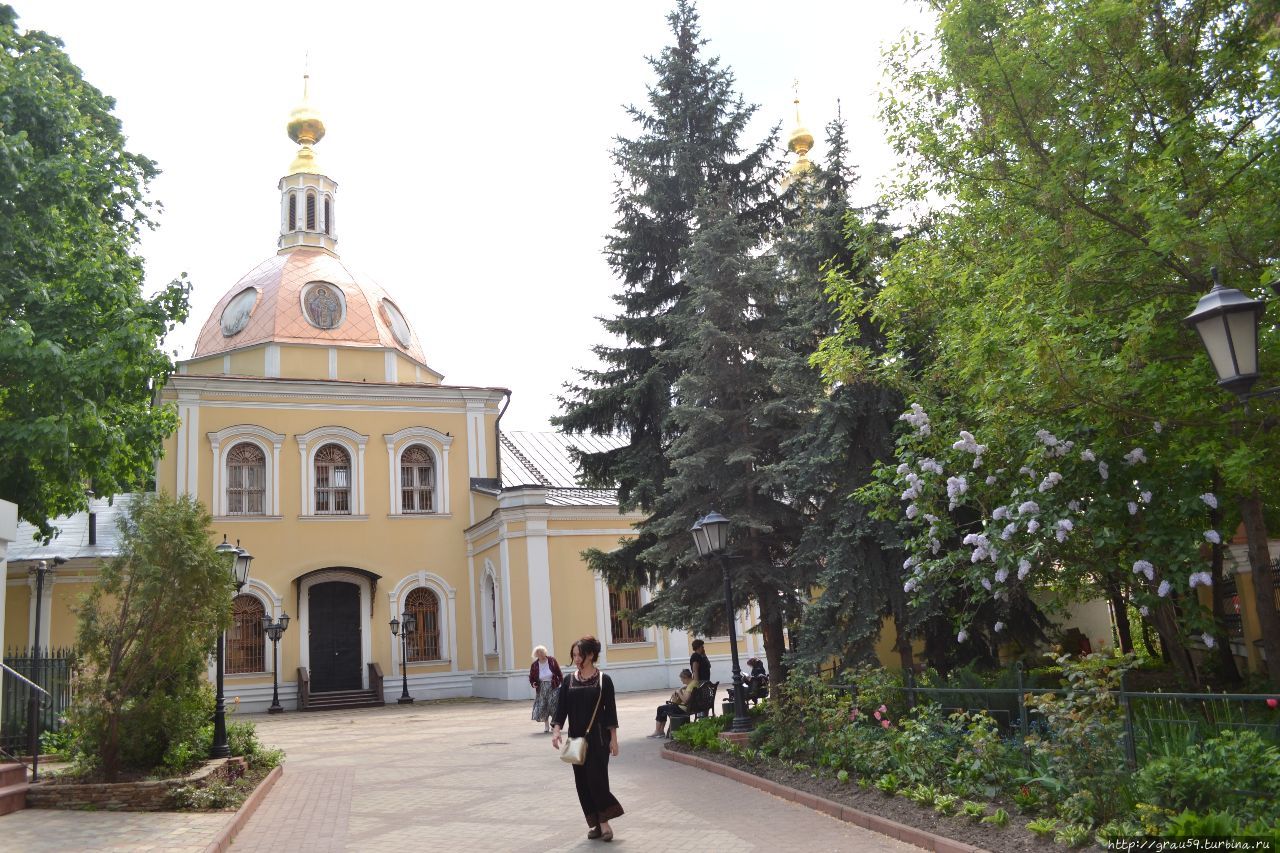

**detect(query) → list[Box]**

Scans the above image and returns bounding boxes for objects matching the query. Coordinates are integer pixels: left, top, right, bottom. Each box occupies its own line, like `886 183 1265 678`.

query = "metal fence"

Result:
833 664 1280 770
1 647 75 754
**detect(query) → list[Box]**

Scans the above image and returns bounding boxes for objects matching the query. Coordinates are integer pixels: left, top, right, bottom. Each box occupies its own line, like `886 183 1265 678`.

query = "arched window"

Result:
227 594 266 674
288 194 297 230
609 586 645 644
323 197 331 235
404 587 441 662
400 444 434 513
482 572 498 654
314 443 351 514
306 192 316 230
226 442 266 515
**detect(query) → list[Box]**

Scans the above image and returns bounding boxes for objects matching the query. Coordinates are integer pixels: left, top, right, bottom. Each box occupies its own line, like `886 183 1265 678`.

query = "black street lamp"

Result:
212 536 253 759
27 556 64 782
1183 266 1268 398
691 511 752 734
261 611 290 714
389 611 416 704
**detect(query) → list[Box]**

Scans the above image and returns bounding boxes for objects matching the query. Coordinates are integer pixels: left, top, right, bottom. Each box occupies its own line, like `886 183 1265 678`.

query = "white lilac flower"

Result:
1139 605 1150 617
995 567 1009 583
957 630 968 643
1158 580 1171 597
962 532 987 547
947 476 968 508
1017 501 1040 516
1189 572 1207 588
1200 493 1219 509
930 538 941 554
972 455 985 470
919 458 944 475
1001 522 1017 540
1154 421 1163 433
993 506 1009 521
1051 440 1075 458
1080 449 1096 462
981 578 992 590
1019 466 1037 479
1098 461 1109 480
1204 530 1221 545
1027 519 1041 534
1124 447 1148 465
1068 500 1081 512
1202 633 1215 648
1055 519 1073 543
1128 502 1139 516
994 621 1005 633
901 487 919 502
924 514 938 524
1038 472 1063 493
1140 491 1152 504
1035 429 1058 447
896 463 911 476
1133 560 1154 579
906 504 919 520
904 578 917 593
904 556 918 570
899 403 930 433
985 475 998 486
1017 558 1031 580
952 431 982 454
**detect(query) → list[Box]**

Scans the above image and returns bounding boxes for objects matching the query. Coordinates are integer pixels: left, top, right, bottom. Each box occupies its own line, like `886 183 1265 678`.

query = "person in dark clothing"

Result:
689 639 711 683
552 636 622 841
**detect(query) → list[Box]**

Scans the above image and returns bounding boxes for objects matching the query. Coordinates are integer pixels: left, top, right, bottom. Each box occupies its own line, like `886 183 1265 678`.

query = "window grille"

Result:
609 587 646 644
400 444 434 513
289 195 297 229
306 192 316 230
226 442 266 515
324 197 331 235
227 595 266 674
314 443 352 514
405 587 441 661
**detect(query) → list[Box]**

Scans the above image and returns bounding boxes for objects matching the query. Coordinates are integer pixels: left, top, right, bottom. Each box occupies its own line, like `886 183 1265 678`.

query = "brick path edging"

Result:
203 765 284 853
661 749 988 853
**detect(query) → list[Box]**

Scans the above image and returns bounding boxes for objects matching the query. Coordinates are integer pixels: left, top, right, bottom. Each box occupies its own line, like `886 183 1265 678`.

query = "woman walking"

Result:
529 645 563 733
551 636 622 841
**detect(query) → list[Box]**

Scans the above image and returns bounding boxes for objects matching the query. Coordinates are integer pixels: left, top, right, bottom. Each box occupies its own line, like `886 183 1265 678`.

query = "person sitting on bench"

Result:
648 669 697 738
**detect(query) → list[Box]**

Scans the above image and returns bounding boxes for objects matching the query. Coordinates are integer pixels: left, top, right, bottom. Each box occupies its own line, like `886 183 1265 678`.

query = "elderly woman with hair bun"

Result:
552 635 622 841
529 645 563 733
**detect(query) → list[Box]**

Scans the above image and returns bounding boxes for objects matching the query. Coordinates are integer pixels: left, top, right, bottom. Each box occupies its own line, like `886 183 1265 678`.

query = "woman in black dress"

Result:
551 636 622 841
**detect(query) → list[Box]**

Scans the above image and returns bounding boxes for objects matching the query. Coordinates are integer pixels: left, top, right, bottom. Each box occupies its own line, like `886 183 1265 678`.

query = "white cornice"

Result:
163 374 507 407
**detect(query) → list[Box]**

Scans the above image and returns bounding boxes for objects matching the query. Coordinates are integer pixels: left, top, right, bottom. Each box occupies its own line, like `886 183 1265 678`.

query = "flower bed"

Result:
27 757 246 811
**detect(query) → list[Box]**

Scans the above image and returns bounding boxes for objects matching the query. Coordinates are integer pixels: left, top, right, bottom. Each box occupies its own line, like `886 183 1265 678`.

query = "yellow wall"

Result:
280 345 328 379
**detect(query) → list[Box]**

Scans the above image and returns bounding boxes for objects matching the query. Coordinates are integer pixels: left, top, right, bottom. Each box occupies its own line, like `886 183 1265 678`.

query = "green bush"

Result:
672 714 731 751
1134 729 1280 824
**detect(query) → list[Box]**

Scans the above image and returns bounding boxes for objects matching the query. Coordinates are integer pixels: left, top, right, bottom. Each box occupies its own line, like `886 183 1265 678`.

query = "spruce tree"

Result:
554 0 777 514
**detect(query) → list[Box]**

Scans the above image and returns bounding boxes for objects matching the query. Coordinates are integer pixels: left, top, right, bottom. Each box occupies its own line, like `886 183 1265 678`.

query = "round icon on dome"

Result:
302 281 345 330
379 299 412 348
220 287 259 336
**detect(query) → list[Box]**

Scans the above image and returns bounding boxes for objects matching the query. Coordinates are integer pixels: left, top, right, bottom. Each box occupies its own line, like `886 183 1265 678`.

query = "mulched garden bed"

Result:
665 741 1070 853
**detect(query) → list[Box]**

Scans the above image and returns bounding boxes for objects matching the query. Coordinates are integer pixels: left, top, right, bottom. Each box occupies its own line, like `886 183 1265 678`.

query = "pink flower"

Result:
1267 698 1278 709
878 704 888 714
850 708 859 720
874 710 882 721
881 719 891 729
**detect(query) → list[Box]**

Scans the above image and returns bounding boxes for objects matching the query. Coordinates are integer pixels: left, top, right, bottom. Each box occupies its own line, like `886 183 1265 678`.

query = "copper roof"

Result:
191 249 429 366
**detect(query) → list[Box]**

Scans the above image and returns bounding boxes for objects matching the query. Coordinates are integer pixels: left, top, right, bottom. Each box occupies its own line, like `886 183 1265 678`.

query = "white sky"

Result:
20 1 934 432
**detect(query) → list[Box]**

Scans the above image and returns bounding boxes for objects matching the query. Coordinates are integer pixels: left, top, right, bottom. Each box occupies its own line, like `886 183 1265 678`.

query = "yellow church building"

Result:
2 85 769 712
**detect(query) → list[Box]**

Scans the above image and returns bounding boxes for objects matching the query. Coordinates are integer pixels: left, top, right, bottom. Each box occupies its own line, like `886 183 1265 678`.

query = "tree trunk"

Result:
1151 601 1199 687
756 588 787 695
1141 616 1159 658
1208 537 1242 683
1104 577 1134 653
1238 491 1280 689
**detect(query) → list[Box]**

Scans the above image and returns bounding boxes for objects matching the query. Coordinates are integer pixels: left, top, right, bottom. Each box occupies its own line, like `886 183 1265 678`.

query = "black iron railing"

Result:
1 647 75 753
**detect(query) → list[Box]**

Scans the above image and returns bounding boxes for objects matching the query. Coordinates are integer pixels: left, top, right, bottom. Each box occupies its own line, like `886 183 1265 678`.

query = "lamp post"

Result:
389 611 416 704
261 612 290 714
1184 267 1280 686
212 536 253 758
691 511 752 733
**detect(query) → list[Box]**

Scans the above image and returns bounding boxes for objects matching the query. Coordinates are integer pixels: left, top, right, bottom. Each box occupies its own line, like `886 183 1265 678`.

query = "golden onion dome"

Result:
788 124 814 157
286 74 325 174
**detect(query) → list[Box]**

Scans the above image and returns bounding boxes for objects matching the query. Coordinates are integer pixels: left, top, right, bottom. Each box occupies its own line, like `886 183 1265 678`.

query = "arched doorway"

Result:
308 580 362 691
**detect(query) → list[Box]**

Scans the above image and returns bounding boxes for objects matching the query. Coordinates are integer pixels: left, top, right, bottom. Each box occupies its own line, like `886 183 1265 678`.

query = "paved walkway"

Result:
1 690 916 852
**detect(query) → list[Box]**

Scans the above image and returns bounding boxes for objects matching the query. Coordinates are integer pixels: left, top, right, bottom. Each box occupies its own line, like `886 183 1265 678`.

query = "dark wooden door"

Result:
309 581 362 691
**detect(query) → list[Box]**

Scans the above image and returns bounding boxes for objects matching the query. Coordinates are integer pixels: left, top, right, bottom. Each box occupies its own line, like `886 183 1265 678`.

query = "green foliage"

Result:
874 773 899 794
68 494 233 781
1053 823 1091 848
980 807 1009 827
902 783 938 806
835 769 849 784
1133 729 1280 823
1025 817 1059 838
0 6 190 536
39 725 75 757
933 793 960 815
671 714 731 751
169 778 242 811
1010 784 1042 815
961 800 985 821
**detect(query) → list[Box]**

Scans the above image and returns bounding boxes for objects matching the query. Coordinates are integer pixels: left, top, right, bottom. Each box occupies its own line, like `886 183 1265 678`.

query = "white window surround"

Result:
208 425 286 517
481 563 499 656
213 579 284 679
599 578 654 647
387 571 457 670
296 426 369 516
383 427 452 516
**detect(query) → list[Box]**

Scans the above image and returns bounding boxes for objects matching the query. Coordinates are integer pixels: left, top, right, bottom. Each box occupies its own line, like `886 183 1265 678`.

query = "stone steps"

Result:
0 762 29 815
304 689 383 711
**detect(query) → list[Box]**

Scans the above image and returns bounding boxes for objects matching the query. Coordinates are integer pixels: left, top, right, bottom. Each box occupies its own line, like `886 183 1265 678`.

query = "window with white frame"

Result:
226 443 266 515
400 444 434 513
227 594 267 673
404 587 441 661
482 571 498 654
314 443 352 514
609 586 646 644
